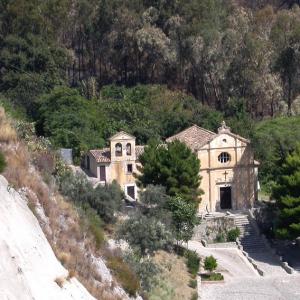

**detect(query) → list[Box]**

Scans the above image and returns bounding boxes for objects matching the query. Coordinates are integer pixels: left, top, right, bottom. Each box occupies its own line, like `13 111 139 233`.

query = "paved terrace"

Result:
188 241 300 300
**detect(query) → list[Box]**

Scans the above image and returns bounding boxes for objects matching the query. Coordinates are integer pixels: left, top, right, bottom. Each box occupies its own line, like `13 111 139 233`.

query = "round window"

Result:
218 152 231 163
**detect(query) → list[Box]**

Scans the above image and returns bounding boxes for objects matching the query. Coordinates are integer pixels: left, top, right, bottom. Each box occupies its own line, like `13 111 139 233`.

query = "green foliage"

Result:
117 213 173 256
254 116 300 191
189 279 197 289
190 292 198 300
272 144 300 240
184 250 200 277
38 86 106 160
0 152 6 173
148 278 175 300
204 255 217 273
227 227 240 242
124 253 160 292
215 233 226 243
167 196 200 242
80 206 104 249
107 254 140 296
59 171 123 223
201 272 224 281
138 139 202 202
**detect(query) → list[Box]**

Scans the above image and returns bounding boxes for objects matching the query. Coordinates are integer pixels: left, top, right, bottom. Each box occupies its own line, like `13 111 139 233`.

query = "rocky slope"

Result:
0 175 95 300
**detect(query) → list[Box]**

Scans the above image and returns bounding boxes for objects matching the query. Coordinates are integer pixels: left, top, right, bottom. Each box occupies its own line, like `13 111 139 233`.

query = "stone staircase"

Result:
234 214 289 276
234 215 267 254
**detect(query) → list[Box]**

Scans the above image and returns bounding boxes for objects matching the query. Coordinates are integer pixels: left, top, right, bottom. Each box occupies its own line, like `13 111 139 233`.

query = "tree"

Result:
167 196 199 243
272 144 300 239
204 255 217 273
38 86 106 160
0 152 6 173
117 213 173 256
137 139 202 202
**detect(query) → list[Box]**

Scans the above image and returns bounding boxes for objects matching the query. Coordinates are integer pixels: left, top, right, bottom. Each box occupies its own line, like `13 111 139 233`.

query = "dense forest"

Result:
1 0 300 190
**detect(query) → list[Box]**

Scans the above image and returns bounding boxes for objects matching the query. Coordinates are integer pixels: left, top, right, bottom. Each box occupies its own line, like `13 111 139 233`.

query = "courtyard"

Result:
188 241 300 300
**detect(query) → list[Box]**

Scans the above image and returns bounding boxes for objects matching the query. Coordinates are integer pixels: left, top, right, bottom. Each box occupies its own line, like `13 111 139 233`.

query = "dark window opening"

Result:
126 143 132 155
218 152 231 163
115 143 122 157
127 164 133 173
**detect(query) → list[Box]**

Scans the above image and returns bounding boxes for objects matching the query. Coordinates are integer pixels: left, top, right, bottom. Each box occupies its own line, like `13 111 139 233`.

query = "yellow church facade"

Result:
84 122 259 213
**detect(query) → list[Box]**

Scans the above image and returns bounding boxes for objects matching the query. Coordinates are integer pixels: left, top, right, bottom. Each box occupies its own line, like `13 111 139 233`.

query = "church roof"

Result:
166 124 216 151
108 131 135 141
89 145 144 163
90 148 111 162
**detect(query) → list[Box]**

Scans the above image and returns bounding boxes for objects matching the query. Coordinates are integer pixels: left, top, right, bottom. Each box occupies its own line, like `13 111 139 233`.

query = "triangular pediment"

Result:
108 131 135 141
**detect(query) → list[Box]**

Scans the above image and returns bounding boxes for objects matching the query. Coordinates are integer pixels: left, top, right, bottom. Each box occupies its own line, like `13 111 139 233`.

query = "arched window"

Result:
126 143 132 155
218 152 231 163
115 143 122 157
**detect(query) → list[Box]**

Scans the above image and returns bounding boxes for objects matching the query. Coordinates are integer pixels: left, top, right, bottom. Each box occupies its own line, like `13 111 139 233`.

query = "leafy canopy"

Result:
137 139 202 202
272 144 300 240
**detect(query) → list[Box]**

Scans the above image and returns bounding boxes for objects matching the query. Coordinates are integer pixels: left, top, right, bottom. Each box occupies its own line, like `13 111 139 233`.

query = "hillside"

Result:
0 175 94 300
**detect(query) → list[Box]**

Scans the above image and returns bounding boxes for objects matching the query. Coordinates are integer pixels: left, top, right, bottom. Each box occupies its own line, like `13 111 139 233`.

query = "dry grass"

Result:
0 108 122 300
153 251 195 300
0 107 17 143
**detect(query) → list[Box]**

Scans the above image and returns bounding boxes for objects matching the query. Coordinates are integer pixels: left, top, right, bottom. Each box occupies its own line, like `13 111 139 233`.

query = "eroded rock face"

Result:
0 175 95 300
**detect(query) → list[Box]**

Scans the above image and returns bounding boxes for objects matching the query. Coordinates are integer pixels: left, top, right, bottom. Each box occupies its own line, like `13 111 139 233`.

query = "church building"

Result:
84 122 259 213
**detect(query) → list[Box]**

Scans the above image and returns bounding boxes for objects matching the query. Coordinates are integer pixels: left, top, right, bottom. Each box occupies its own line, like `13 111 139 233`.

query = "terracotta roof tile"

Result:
89 145 145 163
166 124 216 151
90 148 111 163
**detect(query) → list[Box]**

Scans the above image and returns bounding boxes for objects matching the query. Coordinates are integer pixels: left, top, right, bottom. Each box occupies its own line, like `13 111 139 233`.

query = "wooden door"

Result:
220 187 232 209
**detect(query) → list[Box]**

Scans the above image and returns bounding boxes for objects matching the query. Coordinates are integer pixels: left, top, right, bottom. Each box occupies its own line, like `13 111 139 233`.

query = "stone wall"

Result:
193 216 235 243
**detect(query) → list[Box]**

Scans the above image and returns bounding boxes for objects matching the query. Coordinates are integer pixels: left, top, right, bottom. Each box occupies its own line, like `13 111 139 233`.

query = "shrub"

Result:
184 250 200 276
227 227 240 242
204 256 217 273
117 213 173 256
189 278 197 289
215 232 226 243
201 272 224 281
0 152 6 173
190 292 198 300
83 207 104 249
107 254 140 296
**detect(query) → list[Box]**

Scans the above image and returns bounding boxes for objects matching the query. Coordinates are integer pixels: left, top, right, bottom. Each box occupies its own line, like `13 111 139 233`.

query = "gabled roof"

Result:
108 131 135 141
89 145 144 163
90 148 111 163
166 124 216 151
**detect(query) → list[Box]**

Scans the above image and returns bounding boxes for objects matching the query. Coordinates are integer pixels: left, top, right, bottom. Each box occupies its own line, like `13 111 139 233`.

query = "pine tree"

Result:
137 139 202 202
272 144 300 239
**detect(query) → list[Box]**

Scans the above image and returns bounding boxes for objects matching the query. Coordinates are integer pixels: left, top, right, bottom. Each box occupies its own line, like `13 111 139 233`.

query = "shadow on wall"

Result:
232 146 256 210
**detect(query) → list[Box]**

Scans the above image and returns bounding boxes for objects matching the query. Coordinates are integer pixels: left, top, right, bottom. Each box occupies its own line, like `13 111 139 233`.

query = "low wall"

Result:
193 215 235 243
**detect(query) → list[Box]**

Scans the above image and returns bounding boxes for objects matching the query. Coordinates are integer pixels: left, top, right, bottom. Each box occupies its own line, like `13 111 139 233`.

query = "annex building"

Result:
84 122 259 213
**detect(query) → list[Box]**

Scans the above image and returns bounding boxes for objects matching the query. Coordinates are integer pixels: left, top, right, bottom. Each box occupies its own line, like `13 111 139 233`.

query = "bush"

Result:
190 292 198 300
189 278 197 289
204 256 217 273
227 227 240 242
215 232 226 243
184 250 200 276
59 172 123 223
107 254 140 296
0 152 6 173
201 272 224 281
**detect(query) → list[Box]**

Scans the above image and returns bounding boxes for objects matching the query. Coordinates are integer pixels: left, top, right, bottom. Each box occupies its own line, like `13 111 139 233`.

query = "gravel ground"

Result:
187 241 300 300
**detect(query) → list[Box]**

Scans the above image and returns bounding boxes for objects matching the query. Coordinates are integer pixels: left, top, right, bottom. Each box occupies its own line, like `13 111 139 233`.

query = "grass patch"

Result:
190 292 198 300
106 254 140 297
201 272 224 281
188 278 197 289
